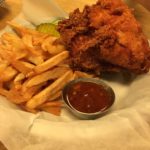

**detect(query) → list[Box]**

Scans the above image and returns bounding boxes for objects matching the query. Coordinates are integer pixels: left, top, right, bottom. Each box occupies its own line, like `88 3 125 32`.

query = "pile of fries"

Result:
0 22 94 116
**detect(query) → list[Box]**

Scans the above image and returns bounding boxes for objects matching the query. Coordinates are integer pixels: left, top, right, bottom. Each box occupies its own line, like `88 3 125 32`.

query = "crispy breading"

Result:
58 0 150 74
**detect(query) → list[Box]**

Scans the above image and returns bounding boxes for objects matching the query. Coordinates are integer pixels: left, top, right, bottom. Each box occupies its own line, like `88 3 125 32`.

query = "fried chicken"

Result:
58 0 150 74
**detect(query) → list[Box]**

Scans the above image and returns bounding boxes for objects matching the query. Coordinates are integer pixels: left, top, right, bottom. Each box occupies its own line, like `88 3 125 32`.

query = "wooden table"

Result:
0 0 149 150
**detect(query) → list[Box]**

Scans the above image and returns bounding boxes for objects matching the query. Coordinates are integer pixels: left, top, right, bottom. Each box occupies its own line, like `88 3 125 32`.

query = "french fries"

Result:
33 51 69 74
0 66 18 82
39 101 62 116
0 87 9 97
24 66 69 88
14 73 25 82
74 71 95 78
0 22 94 116
0 62 8 73
48 90 61 101
41 37 65 54
11 60 33 75
26 70 73 109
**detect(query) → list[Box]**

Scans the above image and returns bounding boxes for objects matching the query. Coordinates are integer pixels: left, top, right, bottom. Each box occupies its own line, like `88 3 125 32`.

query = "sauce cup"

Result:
62 78 115 120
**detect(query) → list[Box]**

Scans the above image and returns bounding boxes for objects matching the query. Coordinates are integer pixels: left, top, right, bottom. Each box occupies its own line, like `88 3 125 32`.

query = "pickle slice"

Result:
36 23 60 37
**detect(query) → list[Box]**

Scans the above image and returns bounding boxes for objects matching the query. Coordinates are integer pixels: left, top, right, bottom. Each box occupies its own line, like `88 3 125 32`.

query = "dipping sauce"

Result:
67 81 112 113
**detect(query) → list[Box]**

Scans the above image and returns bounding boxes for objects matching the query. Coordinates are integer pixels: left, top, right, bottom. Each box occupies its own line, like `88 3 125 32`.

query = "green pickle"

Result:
51 19 62 25
36 23 60 37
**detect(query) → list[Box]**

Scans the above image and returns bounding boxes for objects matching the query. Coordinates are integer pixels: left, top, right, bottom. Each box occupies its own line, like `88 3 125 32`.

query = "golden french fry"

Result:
22 82 47 99
14 50 27 60
13 83 22 91
40 106 61 116
39 101 62 116
22 35 46 56
0 87 9 97
27 55 44 65
7 22 41 37
48 90 61 101
20 105 38 114
0 58 9 64
6 88 28 104
41 37 56 51
0 62 9 74
22 34 33 48
32 34 48 46
74 71 95 78
24 67 70 88
0 46 27 62
21 61 35 69
57 63 70 68
7 21 28 37
71 72 78 80
40 101 62 108
26 70 73 109
0 47 13 61
26 47 42 56
11 60 33 75
14 73 25 83
34 51 69 74
0 66 18 82
41 37 65 54
1 33 24 48
1 33 27 59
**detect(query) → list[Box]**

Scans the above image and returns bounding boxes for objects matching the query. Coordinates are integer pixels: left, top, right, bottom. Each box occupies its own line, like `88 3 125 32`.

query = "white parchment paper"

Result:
0 1 150 149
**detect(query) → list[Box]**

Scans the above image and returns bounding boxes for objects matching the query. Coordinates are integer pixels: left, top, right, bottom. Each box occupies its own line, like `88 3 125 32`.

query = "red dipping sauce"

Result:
67 81 112 113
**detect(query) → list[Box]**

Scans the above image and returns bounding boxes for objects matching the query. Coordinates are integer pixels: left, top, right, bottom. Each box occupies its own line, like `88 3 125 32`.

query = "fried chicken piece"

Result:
58 0 150 74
